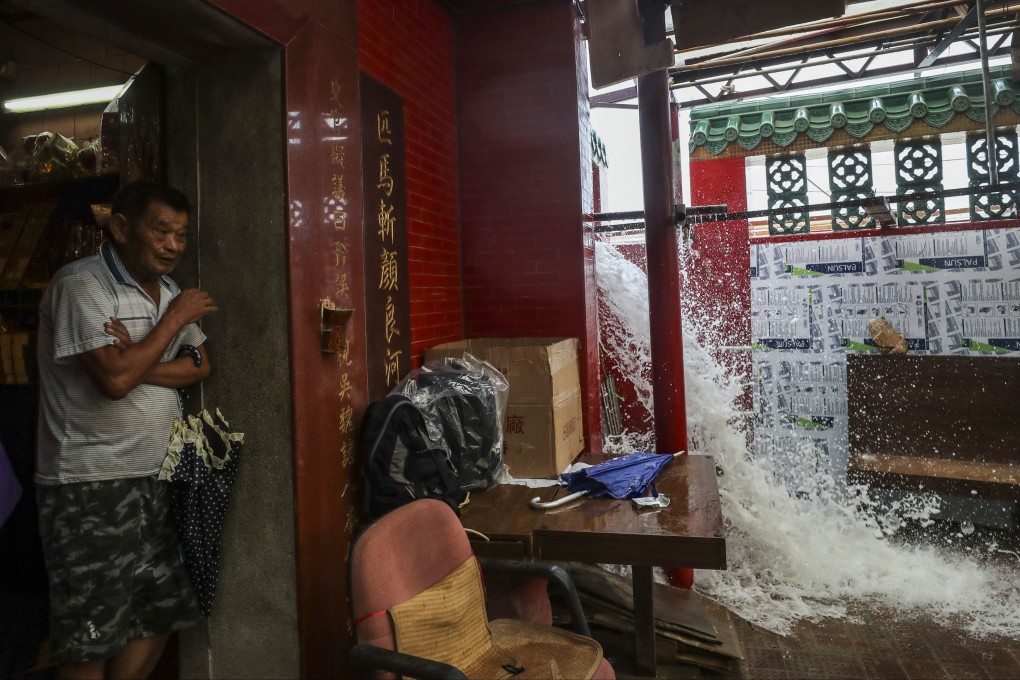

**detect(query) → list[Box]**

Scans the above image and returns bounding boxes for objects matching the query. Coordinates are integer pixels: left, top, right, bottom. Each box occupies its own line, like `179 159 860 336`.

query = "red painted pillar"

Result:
638 15 688 458
638 2 692 590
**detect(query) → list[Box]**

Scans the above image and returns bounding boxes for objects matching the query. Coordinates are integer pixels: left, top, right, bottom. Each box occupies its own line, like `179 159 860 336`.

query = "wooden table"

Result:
460 452 727 677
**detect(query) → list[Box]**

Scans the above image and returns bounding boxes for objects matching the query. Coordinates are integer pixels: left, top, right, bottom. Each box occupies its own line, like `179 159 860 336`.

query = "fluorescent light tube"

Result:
3 84 125 113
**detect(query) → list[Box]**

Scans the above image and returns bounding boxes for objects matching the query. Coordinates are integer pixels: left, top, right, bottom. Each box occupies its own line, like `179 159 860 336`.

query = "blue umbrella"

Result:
530 452 680 509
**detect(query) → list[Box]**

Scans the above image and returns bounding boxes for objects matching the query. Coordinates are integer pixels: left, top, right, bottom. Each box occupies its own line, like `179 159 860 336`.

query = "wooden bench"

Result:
847 354 1020 501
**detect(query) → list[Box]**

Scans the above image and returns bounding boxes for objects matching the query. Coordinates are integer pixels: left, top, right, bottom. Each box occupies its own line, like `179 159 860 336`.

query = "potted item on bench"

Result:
867 316 907 354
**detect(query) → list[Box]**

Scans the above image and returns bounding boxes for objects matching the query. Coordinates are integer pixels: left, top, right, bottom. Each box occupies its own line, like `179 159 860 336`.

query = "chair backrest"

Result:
349 499 474 650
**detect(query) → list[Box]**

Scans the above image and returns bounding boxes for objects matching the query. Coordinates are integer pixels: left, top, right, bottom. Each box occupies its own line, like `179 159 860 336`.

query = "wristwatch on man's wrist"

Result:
177 344 202 368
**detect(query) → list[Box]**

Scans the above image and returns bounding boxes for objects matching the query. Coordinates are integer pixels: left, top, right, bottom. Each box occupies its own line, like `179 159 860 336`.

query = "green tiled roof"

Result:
689 65 1020 155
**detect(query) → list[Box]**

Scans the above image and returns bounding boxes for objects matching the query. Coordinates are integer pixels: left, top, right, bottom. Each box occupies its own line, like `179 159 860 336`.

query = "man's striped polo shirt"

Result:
36 240 206 485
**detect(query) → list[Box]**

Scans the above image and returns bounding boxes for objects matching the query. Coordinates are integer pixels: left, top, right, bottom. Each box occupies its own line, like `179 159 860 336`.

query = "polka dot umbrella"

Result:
159 409 244 617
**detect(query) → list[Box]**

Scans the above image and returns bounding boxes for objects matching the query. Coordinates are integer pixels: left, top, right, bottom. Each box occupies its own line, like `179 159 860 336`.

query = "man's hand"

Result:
165 289 218 329
104 317 133 349
81 288 217 399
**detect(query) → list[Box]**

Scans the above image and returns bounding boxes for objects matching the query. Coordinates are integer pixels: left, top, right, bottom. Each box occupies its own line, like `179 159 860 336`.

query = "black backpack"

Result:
359 394 467 517
410 369 502 492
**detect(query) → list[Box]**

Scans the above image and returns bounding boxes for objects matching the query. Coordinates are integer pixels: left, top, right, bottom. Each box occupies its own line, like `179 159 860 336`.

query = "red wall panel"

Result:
457 2 602 450
359 0 462 367
283 21 366 678
689 156 752 409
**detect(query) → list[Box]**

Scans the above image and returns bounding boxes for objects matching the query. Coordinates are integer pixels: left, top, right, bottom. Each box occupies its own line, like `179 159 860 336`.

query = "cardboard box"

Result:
425 337 584 478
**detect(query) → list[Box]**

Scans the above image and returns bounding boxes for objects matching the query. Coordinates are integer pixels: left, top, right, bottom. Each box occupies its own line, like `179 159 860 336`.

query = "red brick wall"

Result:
457 1 602 451
359 0 462 367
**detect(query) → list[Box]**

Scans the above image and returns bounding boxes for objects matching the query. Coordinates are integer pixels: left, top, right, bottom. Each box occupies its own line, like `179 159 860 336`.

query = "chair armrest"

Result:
350 643 468 680
476 557 591 637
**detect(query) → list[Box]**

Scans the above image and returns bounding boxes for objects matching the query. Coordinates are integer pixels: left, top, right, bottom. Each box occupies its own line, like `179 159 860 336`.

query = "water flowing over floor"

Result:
594 238 1020 640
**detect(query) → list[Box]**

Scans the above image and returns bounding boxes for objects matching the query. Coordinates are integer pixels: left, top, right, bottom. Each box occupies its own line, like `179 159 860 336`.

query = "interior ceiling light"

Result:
2 84 125 113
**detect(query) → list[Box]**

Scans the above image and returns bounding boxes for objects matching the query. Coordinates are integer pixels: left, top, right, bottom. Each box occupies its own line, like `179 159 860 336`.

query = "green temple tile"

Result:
993 79 1015 106
949 85 971 111
908 92 928 118
793 107 810 132
724 115 741 141
829 102 847 129
868 98 886 122
687 65 1020 156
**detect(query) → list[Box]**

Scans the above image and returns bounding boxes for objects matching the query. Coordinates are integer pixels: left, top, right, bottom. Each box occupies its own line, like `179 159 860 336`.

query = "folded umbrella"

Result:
159 408 244 617
530 452 680 509
562 452 678 499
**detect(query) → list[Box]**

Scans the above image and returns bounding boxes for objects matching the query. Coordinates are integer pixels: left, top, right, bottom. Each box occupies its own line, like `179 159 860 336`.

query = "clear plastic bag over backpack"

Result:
392 353 510 490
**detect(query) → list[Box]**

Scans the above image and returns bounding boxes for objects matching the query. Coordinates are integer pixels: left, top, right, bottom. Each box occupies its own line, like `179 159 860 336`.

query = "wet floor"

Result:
603 598 1020 680
723 604 1020 680
606 519 1020 680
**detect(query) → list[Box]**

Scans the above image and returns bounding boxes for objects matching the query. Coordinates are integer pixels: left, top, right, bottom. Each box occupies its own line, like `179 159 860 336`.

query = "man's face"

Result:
114 201 189 283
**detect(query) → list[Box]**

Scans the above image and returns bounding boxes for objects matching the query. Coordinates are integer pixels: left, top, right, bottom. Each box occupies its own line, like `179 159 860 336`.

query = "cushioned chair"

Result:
349 498 615 679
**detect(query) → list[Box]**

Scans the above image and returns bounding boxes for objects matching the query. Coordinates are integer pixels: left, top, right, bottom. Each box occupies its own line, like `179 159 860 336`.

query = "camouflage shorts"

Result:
37 476 201 663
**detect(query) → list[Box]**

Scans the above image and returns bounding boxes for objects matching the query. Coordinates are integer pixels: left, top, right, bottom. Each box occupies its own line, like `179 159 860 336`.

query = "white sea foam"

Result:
594 238 1020 639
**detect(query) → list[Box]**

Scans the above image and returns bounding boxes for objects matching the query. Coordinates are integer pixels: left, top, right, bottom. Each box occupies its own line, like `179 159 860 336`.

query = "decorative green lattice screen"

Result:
828 147 875 230
766 154 809 235
967 131 1020 221
894 138 945 226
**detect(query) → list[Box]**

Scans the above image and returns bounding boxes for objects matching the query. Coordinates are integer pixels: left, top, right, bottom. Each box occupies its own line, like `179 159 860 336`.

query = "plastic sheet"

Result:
21 132 78 182
393 353 509 490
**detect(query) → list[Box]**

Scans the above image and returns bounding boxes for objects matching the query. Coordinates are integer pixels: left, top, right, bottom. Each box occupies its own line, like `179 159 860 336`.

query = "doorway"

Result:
0 2 292 676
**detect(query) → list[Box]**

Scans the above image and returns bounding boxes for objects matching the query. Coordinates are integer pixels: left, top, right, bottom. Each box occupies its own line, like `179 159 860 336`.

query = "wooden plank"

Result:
848 453 1020 500
566 564 745 664
568 563 718 641
590 628 680 666
672 0 845 50
467 538 529 561
850 453 1020 485
587 0 673 90
360 74 412 401
578 593 720 644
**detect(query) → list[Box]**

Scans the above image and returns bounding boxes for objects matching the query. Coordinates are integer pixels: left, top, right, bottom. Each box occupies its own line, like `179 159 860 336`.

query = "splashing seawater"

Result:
595 238 1020 639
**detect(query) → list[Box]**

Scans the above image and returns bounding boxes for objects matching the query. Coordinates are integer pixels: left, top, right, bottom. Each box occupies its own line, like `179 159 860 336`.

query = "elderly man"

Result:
36 181 217 679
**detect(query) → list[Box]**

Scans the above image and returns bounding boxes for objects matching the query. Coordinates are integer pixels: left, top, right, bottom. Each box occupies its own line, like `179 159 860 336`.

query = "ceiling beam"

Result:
672 0 972 54
918 4 979 67
671 9 1016 81
670 44 1010 107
